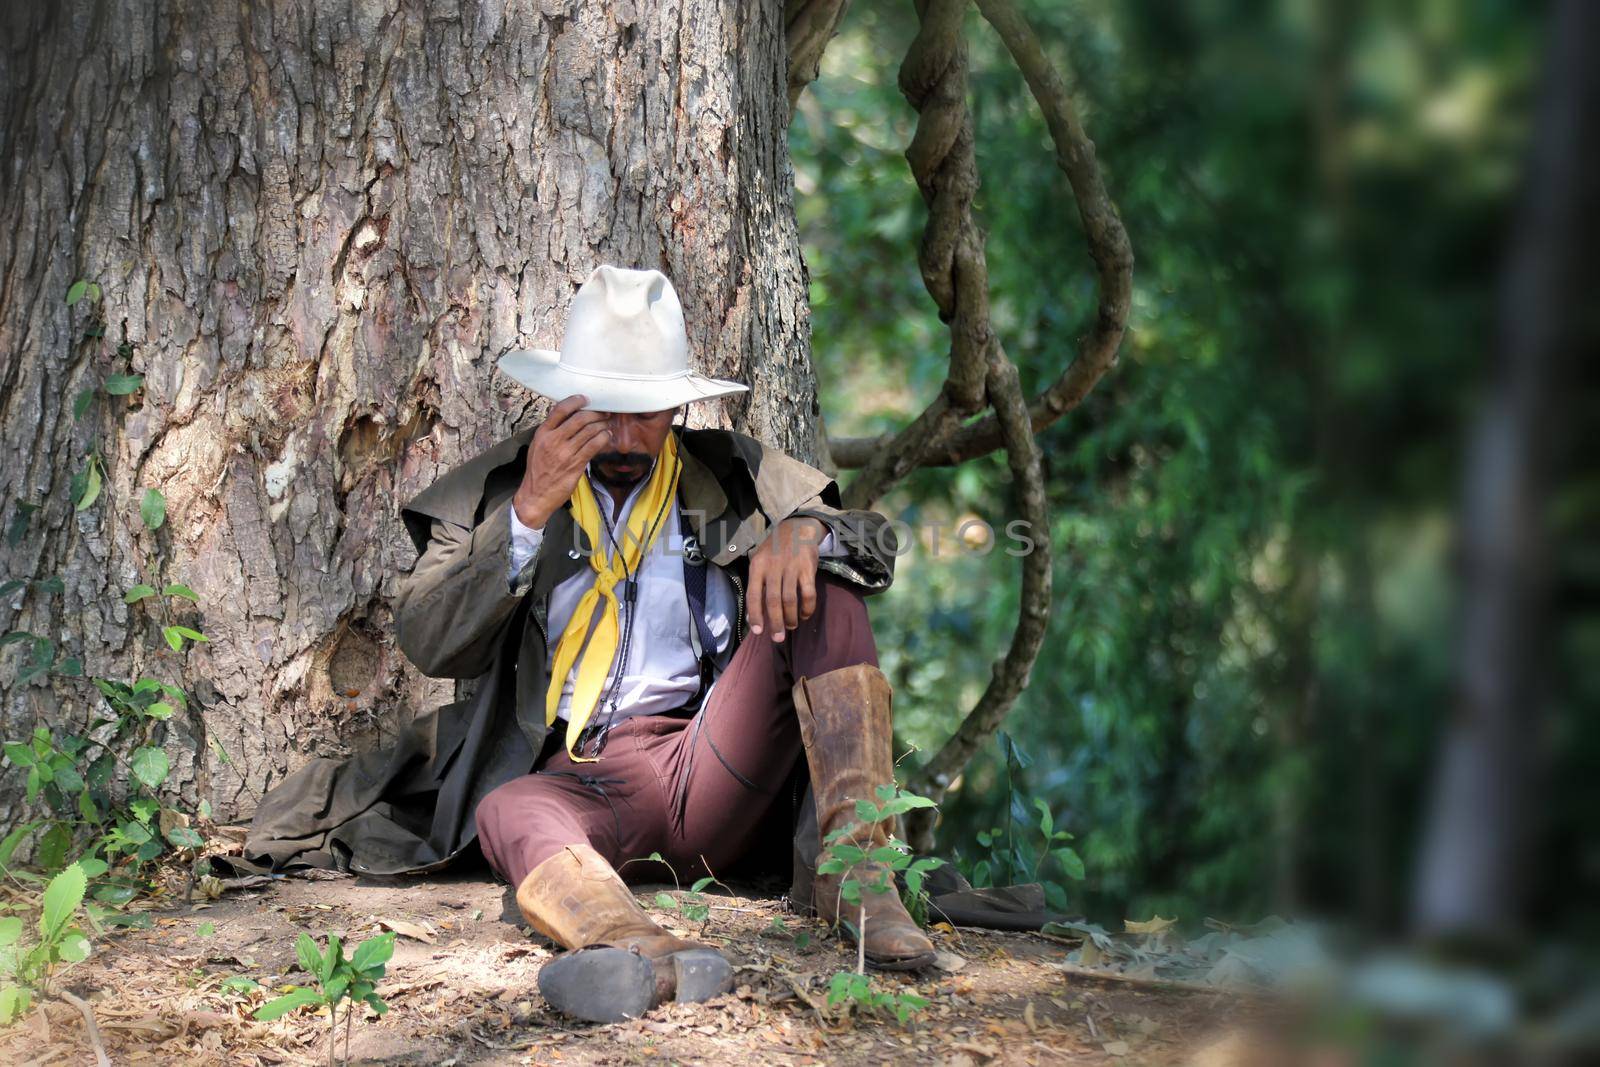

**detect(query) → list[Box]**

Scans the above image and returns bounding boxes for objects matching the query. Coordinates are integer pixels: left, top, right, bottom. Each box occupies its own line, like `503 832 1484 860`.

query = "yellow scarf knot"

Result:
546 433 682 761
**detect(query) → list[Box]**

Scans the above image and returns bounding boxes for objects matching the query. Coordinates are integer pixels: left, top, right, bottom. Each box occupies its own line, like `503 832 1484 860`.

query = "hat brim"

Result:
497 349 750 414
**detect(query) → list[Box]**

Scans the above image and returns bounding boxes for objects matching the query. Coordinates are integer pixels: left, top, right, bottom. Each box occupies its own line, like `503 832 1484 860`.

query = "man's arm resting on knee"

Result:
790 496 897 594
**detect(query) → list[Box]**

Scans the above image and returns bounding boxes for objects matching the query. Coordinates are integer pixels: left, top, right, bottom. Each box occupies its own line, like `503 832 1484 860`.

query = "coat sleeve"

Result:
792 495 898 593
737 433 900 594
394 505 538 679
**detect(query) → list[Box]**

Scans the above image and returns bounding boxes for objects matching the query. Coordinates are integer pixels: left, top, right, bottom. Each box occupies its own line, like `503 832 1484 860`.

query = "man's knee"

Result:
791 574 877 669
476 776 556 850
475 776 596 881
814 572 868 616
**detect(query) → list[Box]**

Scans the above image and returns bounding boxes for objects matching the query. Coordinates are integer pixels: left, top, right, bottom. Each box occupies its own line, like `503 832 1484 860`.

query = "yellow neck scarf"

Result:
547 432 682 761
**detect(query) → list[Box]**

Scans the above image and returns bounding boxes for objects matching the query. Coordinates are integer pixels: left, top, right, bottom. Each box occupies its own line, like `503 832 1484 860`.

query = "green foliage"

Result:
630 851 726 929
102 374 144 396
0 674 195 889
255 931 394 1065
140 489 166 531
255 931 394 1021
825 970 928 1027
793 0 1549 928
0 863 93 1025
162 625 208 652
956 734 1084 913
218 975 261 997
653 879 715 925
72 454 103 511
816 784 941 926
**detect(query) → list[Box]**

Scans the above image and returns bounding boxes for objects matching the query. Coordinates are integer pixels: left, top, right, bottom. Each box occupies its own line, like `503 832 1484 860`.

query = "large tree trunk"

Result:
0 0 814 823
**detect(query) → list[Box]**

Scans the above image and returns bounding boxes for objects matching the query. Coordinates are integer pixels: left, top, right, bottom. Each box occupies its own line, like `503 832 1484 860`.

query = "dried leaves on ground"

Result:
0 870 1275 1065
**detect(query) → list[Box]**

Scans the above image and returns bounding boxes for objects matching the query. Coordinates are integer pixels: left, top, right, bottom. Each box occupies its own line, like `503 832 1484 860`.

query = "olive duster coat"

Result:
235 425 898 877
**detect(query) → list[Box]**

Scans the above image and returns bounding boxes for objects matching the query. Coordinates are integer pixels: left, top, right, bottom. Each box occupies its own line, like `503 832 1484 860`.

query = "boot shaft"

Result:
516 843 667 950
791 665 938 970
792 663 898 847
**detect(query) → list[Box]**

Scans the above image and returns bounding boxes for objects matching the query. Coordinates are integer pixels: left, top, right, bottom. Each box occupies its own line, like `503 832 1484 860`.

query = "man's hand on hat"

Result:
746 516 828 643
513 395 610 530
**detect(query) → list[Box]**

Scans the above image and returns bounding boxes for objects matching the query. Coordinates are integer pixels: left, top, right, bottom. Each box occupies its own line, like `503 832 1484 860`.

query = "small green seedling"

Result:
763 915 812 949
961 734 1085 913
826 970 929 1026
813 784 943 1027
626 851 730 933
0 862 93 1025
254 931 395 1067
218 975 262 997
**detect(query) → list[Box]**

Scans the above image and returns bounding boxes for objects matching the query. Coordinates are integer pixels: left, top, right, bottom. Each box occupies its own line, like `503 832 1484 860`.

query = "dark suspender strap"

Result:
679 506 719 669
667 507 764 821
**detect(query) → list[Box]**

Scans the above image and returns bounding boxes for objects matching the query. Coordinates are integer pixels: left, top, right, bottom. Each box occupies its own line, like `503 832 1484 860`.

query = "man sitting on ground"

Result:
241 265 932 1022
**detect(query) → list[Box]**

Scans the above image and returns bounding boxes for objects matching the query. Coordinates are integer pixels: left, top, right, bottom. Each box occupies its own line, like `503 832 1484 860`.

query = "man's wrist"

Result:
512 487 552 530
788 515 828 548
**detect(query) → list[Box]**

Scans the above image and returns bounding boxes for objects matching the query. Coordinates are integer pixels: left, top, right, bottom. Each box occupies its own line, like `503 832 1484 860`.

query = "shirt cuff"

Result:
508 502 546 581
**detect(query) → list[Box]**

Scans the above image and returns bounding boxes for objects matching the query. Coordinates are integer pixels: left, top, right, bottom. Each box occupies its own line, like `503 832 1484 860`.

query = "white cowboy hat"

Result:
497 265 749 413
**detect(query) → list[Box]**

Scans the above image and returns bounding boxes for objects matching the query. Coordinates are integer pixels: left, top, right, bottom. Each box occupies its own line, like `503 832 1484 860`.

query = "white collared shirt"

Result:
508 465 836 726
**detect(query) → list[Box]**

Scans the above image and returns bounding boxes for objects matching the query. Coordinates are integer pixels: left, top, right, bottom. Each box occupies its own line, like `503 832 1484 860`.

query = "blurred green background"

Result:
790 0 1595 935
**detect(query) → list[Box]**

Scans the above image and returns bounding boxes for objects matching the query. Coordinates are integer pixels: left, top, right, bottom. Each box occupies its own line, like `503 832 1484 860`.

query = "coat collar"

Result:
673 429 728 541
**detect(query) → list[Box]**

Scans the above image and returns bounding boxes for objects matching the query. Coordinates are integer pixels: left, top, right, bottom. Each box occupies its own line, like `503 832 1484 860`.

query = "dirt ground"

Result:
0 866 1274 1066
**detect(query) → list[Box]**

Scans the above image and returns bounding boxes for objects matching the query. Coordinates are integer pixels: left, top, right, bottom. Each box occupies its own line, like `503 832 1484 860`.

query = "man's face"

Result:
590 407 679 489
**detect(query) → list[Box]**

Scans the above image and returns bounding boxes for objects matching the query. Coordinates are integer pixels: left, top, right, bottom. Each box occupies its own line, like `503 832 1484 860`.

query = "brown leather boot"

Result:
793 664 937 971
517 843 732 1022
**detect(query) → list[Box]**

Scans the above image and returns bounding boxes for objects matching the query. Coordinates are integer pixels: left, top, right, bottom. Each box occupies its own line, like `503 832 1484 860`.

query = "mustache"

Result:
594 452 652 469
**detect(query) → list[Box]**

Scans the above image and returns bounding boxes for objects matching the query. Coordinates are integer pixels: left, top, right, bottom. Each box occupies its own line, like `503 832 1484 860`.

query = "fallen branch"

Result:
1053 961 1262 998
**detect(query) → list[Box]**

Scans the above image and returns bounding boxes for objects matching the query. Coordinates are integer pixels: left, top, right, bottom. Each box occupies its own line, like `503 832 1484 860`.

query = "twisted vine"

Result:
838 0 993 511
828 0 1134 474
784 2 1130 849
785 0 855 115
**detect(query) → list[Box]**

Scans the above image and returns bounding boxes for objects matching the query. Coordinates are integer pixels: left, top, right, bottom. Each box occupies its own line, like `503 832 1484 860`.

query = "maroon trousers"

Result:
475 576 877 888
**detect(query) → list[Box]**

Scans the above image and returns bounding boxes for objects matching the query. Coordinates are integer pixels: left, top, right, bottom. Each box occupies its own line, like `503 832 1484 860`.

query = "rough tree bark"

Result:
0 0 816 823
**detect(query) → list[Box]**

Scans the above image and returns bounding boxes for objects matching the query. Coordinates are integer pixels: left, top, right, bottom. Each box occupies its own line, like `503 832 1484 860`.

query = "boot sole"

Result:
671 947 733 1002
538 948 656 1023
538 947 733 1022
867 948 938 972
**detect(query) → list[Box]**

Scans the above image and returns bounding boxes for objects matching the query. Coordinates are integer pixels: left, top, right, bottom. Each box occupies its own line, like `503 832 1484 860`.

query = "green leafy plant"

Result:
816 784 942 933
826 970 929 1027
813 784 942 1027
0 286 210 932
763 914 811 949
0 862 92 1024
254 931 395 1067
218 974 262 997
625 851 728 931
0 862 115 1062
1 671 200 896
957 732 1084 913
